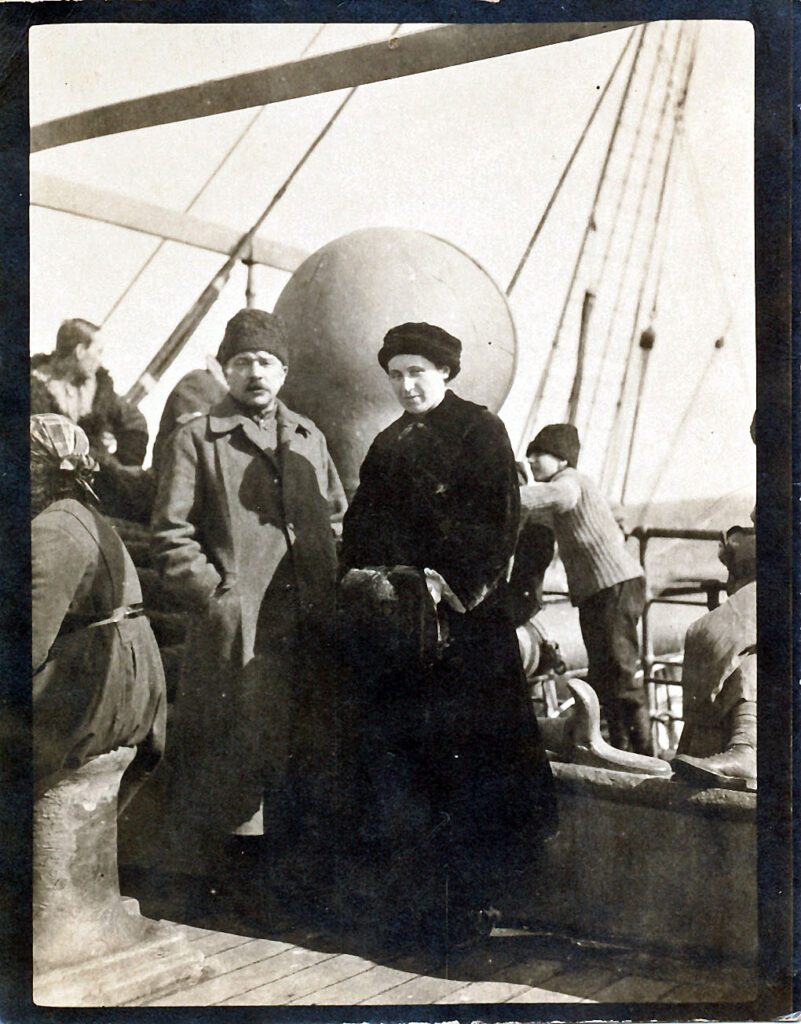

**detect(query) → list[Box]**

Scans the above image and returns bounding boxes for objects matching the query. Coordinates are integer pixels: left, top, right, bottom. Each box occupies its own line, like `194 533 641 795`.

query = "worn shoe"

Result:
672 744 756 789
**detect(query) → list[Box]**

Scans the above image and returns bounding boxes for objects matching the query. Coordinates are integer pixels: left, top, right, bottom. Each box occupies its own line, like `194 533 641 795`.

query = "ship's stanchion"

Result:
33 747 203 1007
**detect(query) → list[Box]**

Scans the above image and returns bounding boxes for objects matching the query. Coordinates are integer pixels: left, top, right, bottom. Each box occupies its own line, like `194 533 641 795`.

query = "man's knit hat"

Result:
217 309 289 367
378 322 461 380
527 423 580 468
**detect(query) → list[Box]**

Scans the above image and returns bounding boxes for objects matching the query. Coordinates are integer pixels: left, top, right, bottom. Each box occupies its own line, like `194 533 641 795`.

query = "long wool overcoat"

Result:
32 498 166 794
151 394 344 836
340 389 557 911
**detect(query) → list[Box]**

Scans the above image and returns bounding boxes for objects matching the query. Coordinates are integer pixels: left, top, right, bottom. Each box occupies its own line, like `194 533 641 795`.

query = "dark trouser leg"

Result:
673 700 756 785
579 578 652 755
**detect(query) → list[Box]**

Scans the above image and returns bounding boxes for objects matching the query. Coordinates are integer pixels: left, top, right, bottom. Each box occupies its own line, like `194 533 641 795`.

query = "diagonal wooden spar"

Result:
31 21 637 153
30 173 309 272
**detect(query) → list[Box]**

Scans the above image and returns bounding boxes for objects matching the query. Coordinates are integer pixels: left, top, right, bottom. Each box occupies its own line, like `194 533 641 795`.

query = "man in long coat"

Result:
152 309 345 904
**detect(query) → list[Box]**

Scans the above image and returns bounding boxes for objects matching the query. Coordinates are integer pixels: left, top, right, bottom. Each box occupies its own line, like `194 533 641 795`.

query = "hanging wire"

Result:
618 34 703 504
568 20 672 431
598 23 695 493
580 21 675 441
126 24 403 404
101 23 328 326
504 27 635 298
640 341 720 516
677 129 751 399
516 24 648 453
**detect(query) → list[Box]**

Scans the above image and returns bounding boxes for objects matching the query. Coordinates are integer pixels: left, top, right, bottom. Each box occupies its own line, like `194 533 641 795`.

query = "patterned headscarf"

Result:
30 414 99 515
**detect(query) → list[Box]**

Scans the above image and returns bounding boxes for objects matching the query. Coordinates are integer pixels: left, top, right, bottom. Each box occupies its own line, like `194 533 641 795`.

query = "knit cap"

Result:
217 309 289 367
527 423 580 468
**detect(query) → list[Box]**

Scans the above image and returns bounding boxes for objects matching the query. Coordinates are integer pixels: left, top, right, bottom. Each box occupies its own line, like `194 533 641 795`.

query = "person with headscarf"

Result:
31 414 166 807
151 308 345 916
339 322 557 953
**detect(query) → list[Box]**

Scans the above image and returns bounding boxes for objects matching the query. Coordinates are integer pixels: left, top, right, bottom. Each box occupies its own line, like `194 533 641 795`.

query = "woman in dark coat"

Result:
31 414 166 805
340 323 557 951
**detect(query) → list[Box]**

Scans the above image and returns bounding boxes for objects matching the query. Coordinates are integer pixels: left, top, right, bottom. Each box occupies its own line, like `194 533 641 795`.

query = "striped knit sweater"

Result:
520 467 643 606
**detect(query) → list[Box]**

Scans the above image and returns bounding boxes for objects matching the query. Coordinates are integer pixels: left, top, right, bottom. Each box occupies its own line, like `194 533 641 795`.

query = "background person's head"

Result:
377 322 461 416
718 525 756 595
217 309 288 411
526 423 580 481
55 318 104 377
30 414 99 518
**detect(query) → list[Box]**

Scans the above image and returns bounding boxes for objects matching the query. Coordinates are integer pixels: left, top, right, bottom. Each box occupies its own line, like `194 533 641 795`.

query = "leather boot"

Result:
673 701 756 788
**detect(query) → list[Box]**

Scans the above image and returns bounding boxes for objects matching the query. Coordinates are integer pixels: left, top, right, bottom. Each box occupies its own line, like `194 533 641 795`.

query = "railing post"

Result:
634 528 658 751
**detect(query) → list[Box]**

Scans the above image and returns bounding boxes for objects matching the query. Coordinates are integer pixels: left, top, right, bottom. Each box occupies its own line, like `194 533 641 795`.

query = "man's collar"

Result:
208 394 310 437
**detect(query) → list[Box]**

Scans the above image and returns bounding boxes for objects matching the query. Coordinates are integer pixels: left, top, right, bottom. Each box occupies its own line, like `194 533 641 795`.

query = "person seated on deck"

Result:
671 526 756 788
31 319 153 523
520 423 653 755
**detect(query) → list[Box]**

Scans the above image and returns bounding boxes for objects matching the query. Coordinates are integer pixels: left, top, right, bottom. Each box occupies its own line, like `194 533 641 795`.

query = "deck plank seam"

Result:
212 951 342 1005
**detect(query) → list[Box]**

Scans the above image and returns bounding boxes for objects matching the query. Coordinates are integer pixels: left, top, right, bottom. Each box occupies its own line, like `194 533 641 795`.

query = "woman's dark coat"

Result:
341 389 557 911
31 498 166 794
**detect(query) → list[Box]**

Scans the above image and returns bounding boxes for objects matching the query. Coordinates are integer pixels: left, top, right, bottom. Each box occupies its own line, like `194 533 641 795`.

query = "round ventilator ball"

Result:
274 227 517 494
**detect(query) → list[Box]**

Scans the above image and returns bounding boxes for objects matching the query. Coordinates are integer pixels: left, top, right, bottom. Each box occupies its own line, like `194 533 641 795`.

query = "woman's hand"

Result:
424 568 466 613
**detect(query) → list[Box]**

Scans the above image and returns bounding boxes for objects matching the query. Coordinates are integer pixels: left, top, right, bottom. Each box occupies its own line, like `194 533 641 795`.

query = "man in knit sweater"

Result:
520 423 652 755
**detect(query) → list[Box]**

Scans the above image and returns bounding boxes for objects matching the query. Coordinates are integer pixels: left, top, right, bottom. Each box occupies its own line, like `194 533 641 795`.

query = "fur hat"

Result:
378 322 461 380
217 309 288 367
527 423 581 468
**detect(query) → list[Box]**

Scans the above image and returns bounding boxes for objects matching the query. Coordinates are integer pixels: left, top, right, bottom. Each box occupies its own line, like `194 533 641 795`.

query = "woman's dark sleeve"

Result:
340 438 390 571
433 412 520 611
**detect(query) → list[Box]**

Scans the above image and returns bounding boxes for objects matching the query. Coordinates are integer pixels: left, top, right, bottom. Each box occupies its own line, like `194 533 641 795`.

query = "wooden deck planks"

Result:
213 946 340 1007
292 962 421 1004
659 978 756 1003
533 963 623 1000
147 937 301 1006
506 985 595 1003
360 972 484 1005
591 972 684 1002
135 917 755 1008
435 980 534 1003
188 929 255 956
220 952 381 1005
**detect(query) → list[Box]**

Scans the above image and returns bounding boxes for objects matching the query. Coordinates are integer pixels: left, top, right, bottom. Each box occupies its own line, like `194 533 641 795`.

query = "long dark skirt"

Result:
339 598 557 940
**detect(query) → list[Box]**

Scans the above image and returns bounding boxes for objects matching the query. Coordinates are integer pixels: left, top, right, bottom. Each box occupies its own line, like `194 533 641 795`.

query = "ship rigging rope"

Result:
102 23 328 327
678 131 752 399
516 24 648 453
600 23 697 495
504 27 635 298
640 341 720 517
619 66 699 504
125 24 402 404
581 20 678 443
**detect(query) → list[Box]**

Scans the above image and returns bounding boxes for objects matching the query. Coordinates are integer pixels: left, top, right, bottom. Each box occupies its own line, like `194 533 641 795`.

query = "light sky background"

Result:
29 20 755 512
